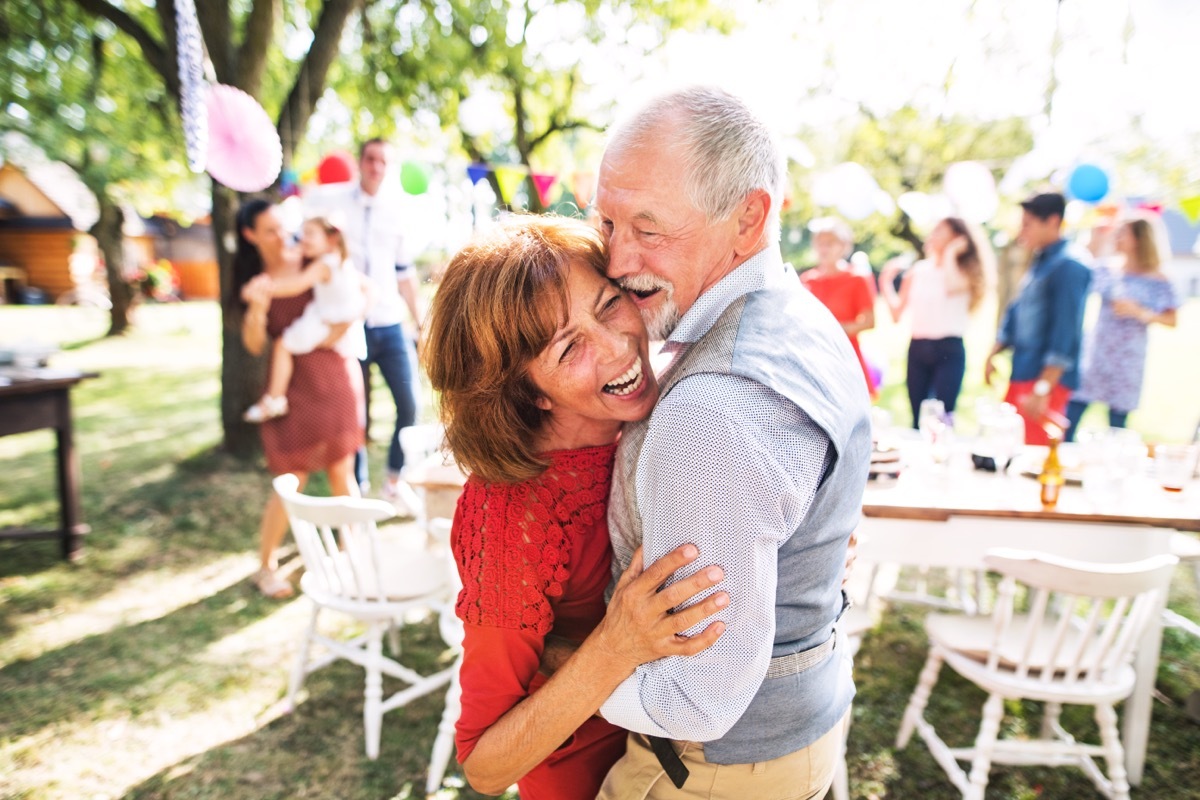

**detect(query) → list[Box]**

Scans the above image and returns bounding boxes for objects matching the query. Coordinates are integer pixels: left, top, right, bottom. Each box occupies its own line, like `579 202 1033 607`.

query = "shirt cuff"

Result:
598 672 672 738
1043 352 1074 371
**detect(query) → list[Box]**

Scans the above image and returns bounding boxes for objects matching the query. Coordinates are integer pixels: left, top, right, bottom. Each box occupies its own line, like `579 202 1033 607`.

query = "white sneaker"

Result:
243 395 289 424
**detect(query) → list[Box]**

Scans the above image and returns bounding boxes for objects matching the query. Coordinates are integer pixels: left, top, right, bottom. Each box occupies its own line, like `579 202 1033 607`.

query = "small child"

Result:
244 215 368 423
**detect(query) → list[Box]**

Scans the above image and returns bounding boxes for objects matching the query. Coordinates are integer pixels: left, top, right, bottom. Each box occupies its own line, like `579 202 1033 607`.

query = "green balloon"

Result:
400 161 430 195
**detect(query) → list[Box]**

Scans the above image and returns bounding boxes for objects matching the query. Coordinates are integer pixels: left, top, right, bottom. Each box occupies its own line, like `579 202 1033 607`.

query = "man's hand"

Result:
1020 390 1049 422
983 354 997 387
591 544 728 675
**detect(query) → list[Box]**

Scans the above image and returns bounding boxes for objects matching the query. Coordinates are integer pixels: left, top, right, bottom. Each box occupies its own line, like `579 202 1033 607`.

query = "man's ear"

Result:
733 189 770 257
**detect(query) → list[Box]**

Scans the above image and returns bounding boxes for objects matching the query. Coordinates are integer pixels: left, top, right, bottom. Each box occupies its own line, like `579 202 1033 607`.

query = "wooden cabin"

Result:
0 162 93 301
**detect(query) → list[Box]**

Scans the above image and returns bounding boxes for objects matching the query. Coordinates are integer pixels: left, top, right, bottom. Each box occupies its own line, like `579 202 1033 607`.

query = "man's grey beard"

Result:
619 274 679 340
643 299 681 341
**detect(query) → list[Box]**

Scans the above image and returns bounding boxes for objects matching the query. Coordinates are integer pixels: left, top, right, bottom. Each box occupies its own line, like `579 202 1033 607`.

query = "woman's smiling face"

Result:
527 259 659 449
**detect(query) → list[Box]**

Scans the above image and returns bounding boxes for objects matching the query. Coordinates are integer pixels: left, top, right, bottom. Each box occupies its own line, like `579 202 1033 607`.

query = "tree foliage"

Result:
0 0 189 333
335 0 733 209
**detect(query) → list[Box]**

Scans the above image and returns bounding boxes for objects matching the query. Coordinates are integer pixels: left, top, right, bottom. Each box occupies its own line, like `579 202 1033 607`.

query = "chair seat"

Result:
304 534 448 606
927 612 1137 702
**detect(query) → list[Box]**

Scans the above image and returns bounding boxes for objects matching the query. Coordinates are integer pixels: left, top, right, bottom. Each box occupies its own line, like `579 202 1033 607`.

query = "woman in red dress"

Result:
422 217 728 799
801 217 877 397
233 199 366 598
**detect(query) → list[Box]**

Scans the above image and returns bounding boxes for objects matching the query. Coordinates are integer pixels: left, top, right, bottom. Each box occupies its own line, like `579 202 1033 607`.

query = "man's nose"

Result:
606 239 636 281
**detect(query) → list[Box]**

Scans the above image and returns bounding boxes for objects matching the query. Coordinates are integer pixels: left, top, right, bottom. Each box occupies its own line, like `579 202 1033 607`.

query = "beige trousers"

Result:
596 712 849 800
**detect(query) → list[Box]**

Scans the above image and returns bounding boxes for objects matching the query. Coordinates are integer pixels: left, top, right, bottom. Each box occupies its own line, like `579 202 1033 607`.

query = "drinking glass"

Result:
1155 445 1198 493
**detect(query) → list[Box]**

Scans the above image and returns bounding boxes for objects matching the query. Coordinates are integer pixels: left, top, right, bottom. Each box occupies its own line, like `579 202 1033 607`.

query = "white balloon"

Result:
943 161 998 223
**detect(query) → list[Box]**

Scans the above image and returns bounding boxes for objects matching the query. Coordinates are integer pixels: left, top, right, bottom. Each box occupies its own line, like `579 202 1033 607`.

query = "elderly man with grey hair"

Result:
592 86 872 799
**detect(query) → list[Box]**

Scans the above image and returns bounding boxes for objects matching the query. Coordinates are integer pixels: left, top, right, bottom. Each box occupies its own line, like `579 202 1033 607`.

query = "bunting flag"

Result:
531 173 560 207
570 170 597 208
1180 195 1200 225
466 163 490 185
494 166 528 206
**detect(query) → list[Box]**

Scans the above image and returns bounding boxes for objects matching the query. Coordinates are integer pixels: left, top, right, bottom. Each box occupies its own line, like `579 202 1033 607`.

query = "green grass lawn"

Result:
0 300 1197 800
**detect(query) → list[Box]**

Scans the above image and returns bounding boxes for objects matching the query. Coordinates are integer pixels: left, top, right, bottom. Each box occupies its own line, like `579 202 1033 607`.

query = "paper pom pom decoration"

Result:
400 161 430 195
317 152 355 184
205 84 282 192
1066 164 1109 203
176 0 207 173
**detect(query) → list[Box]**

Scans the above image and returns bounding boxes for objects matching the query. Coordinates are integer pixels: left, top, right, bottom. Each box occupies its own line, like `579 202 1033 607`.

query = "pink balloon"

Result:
205 84 282 193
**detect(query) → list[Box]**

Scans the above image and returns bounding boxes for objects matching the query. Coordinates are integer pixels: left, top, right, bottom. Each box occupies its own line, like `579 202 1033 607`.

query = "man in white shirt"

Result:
307 138 423 500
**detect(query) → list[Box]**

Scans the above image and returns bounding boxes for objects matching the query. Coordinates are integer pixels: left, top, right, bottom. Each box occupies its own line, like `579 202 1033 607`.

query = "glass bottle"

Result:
1039 433 1065 508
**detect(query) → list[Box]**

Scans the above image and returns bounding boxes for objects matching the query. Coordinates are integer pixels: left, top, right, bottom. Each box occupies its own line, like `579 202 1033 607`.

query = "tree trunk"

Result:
213 183 268 458
91 193 135 336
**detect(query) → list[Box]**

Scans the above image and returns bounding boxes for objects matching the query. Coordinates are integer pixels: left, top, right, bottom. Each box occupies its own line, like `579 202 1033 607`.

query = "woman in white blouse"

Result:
879 217 992 426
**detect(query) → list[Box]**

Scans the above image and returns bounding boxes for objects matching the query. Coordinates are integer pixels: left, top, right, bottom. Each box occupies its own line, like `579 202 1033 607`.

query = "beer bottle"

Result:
1039 433 1064 508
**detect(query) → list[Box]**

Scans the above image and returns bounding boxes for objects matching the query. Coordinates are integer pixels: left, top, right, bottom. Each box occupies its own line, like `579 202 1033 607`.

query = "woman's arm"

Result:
269 260 331 298
942 237 971 295
240 275 273 357
878 258 912 323
461 545 728 795
1111 299 1178 328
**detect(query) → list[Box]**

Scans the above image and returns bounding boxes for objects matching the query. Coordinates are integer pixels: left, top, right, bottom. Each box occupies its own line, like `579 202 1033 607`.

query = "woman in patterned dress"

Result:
233 199 367 598
421 216 728 799
1065 216 1179 441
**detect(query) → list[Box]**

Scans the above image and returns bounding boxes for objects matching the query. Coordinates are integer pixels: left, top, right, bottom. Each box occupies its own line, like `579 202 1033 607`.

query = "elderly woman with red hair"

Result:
422 216 727 799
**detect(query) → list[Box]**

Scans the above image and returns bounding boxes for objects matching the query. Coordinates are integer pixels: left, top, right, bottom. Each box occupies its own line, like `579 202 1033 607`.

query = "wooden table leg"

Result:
54 390 85 561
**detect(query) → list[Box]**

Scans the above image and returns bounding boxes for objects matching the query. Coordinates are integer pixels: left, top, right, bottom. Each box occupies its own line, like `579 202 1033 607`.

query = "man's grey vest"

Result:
609 256 872 764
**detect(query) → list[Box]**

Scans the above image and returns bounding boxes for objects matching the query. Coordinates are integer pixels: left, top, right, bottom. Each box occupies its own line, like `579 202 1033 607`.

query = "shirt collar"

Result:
667 245 784 345
1035 238 1068 263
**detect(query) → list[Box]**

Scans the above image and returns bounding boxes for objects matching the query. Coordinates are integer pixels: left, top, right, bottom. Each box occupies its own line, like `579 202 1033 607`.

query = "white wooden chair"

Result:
424 517 464 797
274 474 457 760
399 423 467 535
830 603 874 800
895 548 1178 800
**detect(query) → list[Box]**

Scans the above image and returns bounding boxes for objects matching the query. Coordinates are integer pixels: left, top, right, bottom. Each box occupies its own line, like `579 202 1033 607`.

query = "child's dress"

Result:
280 253 367 360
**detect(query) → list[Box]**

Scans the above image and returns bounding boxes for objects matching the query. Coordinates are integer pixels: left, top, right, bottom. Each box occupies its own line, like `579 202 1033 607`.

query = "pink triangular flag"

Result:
531 173 559 207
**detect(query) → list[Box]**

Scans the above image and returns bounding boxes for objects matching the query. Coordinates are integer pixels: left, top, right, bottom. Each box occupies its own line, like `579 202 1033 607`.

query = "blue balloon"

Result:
1067 164 1109 203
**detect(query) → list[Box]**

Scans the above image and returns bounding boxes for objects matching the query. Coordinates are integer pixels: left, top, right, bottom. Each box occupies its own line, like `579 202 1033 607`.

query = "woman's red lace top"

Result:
451 443 627 800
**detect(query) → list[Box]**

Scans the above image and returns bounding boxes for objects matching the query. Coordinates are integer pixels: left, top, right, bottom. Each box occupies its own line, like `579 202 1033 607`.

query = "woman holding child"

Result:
233 199 367 598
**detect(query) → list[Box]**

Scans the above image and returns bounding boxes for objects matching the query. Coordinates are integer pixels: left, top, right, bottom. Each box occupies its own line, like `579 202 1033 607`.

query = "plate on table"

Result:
1012 445 1084 485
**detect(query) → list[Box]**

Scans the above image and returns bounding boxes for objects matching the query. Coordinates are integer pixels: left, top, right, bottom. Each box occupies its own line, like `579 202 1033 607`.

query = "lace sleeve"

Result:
453 479 570 636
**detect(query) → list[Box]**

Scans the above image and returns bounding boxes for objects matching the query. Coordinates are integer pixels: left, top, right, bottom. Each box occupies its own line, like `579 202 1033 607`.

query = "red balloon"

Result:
317 151 355 184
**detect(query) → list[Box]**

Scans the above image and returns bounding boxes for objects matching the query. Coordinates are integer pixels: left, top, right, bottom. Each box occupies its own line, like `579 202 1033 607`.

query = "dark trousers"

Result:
906 337 966 428
1064 398 1128 443
355 323 419 488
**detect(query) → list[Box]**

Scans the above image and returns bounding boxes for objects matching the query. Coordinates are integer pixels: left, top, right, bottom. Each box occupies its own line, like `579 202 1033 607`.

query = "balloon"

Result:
400 161 430 195
943 161 998 223
1066 164 1109 203
299 167 318 184
205 84 282 192
317 151 355 184
813 163 883 220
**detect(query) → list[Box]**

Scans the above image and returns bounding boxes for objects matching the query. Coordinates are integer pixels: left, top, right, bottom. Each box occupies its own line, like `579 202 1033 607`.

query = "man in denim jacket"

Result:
984 192 1092 444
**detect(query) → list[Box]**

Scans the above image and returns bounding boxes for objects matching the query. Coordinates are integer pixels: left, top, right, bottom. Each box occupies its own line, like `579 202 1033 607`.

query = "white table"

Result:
858 440 1198 785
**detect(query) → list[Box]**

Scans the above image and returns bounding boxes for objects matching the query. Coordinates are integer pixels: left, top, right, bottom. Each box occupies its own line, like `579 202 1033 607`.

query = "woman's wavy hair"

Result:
1123 216 1162 273
231 199 274 311
422 215 609 485
941 216 995 313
